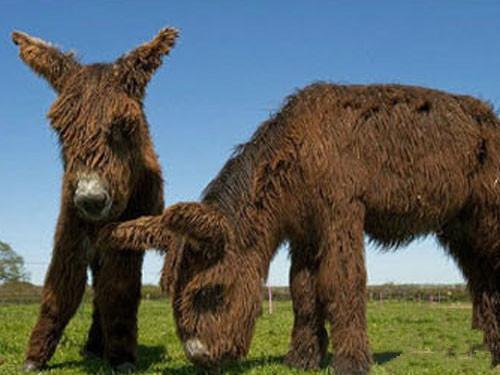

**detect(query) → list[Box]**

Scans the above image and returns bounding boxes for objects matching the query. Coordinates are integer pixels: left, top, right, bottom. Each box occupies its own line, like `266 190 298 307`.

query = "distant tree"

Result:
0 241 28 283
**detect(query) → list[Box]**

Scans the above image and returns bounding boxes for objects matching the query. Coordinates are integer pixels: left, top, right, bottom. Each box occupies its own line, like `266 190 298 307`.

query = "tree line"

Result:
0 240 28 283
0 241 470 304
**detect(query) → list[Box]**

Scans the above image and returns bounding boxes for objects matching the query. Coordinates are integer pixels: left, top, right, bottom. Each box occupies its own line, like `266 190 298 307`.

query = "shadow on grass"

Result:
47 349 401 373
162 351 402 374
373 351 402 364
162 355 284 374
47 344 166 374
322 351 401 367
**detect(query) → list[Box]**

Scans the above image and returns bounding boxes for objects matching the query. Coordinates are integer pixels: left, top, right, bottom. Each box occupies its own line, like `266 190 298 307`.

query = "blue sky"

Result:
1 2 500 286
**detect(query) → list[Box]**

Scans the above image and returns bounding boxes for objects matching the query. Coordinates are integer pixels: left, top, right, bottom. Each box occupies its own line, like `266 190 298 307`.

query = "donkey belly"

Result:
364 209 444 247
362 163 472 248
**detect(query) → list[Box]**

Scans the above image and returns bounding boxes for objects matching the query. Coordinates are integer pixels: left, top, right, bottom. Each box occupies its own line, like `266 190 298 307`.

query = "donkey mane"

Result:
202 116 288 212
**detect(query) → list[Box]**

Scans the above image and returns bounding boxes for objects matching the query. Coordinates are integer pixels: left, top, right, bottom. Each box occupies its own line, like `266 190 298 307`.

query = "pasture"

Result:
0 299 494 374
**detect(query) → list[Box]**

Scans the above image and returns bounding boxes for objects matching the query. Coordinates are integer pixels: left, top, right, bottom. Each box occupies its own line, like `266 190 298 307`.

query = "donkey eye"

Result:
192 284 225 313
109 123 125 142
108 119 134 144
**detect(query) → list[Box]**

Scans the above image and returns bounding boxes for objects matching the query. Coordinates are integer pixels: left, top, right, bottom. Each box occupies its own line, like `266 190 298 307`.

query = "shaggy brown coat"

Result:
12 28 178 371
100 83 500 374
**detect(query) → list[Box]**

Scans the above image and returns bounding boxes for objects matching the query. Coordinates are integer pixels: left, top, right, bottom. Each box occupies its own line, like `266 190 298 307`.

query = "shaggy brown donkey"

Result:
12 27 178 371
99 83 500 374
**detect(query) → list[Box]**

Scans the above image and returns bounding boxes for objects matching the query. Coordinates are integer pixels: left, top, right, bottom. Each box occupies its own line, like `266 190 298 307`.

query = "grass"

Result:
0 300 497 374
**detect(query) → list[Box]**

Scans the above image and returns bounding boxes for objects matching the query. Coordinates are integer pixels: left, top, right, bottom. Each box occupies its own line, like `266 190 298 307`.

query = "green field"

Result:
0 300 497 374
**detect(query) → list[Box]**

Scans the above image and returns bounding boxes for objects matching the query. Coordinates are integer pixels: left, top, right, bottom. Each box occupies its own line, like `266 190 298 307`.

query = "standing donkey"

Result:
12 27 178 371
99 83 500 374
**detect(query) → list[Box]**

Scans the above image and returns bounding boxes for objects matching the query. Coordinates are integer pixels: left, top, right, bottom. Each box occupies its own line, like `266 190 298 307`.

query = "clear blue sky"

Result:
1 2 500 286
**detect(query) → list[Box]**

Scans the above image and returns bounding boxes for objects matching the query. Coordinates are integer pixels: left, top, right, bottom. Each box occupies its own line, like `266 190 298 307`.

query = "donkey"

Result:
98 83 500 374
12 27 178 371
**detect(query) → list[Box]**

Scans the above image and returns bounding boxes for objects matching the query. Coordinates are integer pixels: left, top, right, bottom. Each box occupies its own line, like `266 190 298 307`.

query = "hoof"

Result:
284 329 328 370
194 365 222 375
493 350 500 368
81 348 103 359
23 360 43 372
332 356 370 375
113 362 136 372
284 350 323 370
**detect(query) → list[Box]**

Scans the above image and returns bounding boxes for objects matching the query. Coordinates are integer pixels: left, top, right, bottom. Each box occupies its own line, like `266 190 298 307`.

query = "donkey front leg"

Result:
94 250 144 370
82 258 104 358
284 240 328 370
318 202 372 375
24 216 88 370
98 214 174 253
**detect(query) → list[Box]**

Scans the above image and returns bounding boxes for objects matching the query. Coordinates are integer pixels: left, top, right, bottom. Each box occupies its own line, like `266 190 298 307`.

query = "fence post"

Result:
268 285 273 315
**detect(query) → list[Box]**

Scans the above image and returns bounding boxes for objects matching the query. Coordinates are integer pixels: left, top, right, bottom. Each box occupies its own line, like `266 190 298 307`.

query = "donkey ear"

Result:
114 27 179 99
162 202 231 251
12 31 80 92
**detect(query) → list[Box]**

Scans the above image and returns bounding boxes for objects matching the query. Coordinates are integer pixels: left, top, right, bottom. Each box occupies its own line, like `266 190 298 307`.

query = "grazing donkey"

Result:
12 27 178 371
99 83 500 374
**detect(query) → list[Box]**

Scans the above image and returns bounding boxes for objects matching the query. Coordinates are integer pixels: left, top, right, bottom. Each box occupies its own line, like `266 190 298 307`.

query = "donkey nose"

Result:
74 175 111 220
75 192 109 216
184 339 209 361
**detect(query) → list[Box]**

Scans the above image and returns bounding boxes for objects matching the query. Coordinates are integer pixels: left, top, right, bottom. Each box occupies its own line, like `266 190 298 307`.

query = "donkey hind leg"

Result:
458 257 484 332
462 253 500 366
463 258 483 332
94 250 144 369
82 258 104 358
442 211 500 366
284 240 328 370
466 207 500 367
471 293 484 331
439 224 484 332
318 202 372 375
474 259 499 366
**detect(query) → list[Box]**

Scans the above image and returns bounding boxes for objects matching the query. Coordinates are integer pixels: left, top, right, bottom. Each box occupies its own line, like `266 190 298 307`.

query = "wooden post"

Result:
268 285 273 315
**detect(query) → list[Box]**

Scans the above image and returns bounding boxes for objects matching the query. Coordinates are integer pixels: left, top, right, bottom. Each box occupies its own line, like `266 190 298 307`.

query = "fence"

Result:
0 281 470 304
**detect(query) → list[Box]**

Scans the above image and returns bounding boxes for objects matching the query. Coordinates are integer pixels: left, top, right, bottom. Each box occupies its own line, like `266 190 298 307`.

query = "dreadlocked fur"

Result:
100 82 500 374
12 27 178 371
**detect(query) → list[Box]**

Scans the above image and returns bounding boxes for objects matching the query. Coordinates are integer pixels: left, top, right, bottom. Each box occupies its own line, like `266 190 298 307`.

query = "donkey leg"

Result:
459 262 484 332
284 240 328 370
472 294 484 331
474 260 500 366
24 217 88 370
94 250 144 369
92 171 162 369
440 217 500 366
439 221 486 333
318 202 372 375
456 267 484 333
471 209 500 363
82 259 104 358
442 209 500 366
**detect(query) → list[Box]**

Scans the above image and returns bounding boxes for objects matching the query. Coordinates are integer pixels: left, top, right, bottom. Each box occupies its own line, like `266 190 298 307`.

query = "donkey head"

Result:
12 28 178 222
160 202 262 369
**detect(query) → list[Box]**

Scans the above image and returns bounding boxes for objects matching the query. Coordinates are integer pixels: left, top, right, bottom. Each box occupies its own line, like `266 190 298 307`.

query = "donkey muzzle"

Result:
74 174 111 221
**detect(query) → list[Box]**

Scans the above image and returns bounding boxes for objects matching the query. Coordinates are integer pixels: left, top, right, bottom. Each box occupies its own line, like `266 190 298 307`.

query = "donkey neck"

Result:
201 118 300 275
